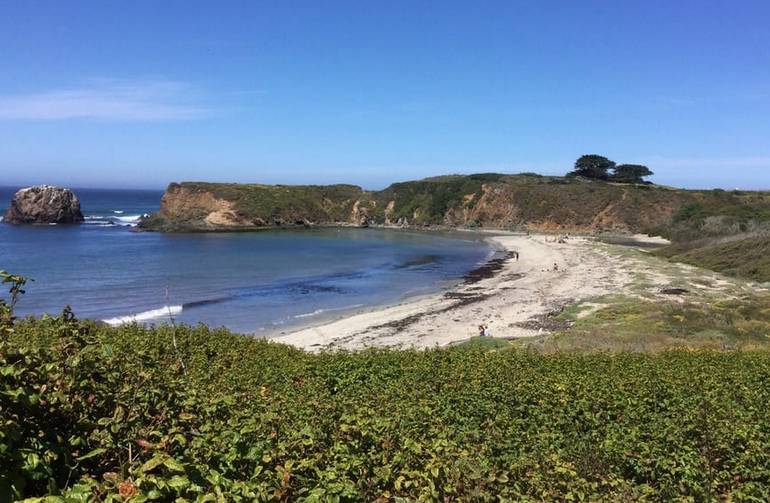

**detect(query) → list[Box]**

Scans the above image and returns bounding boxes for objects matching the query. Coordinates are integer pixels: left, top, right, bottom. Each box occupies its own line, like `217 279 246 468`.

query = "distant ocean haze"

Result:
0 187 492 333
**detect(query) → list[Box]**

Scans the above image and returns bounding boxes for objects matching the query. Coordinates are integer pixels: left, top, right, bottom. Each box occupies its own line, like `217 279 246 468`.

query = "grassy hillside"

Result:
656 235 770 283
181 182 368 221
638 188 770 282
4 302 770 501
654 191 770 242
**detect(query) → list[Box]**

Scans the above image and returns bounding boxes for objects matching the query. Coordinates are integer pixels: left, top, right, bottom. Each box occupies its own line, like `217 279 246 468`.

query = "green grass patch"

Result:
453 335 513 351
523 294 770 352
553 295 629 322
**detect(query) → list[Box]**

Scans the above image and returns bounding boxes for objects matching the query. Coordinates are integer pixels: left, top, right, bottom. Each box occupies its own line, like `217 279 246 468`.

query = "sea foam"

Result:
294 308 325 319
293 303 365 319
83 214 142 227
103 305 183 326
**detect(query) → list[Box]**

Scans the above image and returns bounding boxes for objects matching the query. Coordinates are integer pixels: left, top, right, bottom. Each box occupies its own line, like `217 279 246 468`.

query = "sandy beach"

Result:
273 233 640 351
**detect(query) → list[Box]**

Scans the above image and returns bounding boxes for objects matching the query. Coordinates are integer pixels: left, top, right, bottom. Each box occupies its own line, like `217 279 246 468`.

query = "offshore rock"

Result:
3 185 84 224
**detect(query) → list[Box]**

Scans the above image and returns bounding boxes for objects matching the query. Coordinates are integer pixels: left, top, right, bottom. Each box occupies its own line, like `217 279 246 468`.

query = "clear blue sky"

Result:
1 0 769 190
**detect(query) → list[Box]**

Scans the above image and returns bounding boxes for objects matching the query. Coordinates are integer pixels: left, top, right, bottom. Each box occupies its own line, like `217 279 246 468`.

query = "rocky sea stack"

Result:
3 185 85 224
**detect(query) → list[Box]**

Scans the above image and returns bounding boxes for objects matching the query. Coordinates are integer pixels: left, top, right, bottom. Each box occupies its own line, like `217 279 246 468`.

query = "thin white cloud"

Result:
0 78 209 121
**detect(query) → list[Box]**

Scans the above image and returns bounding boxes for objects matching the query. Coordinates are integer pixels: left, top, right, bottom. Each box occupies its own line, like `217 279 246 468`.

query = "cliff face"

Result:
456 181 689 232
139 175 770 236
158 185 247 227
141 182 373 231
372 174 743 234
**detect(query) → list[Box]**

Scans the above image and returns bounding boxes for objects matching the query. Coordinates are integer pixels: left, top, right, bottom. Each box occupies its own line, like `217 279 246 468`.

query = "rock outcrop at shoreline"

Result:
138 174 770 235
3 185 84 224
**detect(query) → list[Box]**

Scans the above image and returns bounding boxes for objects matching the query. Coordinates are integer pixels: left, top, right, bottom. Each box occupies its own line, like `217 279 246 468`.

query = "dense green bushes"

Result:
4 304 770 501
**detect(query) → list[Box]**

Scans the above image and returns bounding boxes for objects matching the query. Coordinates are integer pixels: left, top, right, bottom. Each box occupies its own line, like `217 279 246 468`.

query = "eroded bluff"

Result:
138 174 752 234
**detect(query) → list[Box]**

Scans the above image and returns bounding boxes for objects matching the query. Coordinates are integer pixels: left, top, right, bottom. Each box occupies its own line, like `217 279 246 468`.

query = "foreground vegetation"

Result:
4 274 770 501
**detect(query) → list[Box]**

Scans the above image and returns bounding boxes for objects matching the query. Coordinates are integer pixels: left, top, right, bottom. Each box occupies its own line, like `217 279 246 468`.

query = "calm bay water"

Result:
0 187 491 334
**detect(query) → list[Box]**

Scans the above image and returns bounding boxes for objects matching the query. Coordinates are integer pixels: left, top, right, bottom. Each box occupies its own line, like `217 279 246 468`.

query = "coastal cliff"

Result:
140 174 770 237
140 182 375 231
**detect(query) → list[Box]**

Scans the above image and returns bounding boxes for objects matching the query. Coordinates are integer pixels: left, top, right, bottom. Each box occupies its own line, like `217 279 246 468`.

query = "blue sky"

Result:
1 1 769 190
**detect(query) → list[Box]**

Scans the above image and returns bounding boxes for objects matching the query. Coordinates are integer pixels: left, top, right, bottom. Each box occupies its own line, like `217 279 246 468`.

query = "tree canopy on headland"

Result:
567 154 654 184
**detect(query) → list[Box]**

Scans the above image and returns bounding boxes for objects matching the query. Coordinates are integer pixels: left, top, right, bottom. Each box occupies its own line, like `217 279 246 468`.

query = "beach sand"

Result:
272 233 638 351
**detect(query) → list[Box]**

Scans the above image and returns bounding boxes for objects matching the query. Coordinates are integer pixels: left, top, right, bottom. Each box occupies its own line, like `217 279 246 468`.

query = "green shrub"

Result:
4 277 770 501
3 314 770 500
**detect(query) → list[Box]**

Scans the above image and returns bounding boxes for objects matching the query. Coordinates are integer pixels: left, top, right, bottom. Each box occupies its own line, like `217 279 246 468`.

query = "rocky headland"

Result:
137 174 770 282
3 185 84 224
139 173 770 237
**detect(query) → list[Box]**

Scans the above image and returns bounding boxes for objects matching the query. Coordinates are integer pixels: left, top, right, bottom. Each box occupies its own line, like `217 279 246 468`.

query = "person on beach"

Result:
478 325 486 337
483 325 491 337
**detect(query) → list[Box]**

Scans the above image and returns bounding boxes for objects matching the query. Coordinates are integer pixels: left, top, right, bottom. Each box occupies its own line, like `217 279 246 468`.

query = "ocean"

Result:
0 187 492 334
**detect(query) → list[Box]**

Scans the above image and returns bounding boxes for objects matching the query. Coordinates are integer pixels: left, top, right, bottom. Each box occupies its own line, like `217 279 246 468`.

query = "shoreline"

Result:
98 227 501 333
259 231 511 340
271 232 638 351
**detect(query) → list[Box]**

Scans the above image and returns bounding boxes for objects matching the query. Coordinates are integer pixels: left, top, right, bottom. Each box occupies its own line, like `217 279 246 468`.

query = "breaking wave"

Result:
83 213 145 227
102 305 183 326
115 214 142 223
